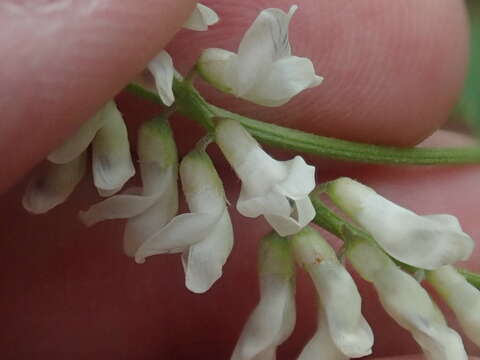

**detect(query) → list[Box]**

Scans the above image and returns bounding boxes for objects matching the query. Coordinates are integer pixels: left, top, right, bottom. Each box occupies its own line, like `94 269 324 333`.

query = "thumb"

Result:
0 0 195 191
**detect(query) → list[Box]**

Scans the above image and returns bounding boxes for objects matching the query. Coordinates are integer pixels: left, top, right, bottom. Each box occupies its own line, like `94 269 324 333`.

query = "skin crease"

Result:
0 0 479 359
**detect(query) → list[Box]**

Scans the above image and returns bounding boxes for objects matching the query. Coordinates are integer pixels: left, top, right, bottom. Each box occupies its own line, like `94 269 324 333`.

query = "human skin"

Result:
0 0 479 359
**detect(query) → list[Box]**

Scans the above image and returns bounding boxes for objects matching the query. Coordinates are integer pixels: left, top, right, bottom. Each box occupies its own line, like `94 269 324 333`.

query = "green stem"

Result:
458 268 480 290
127 81 480 166
311 195 480 289
310 194 370 241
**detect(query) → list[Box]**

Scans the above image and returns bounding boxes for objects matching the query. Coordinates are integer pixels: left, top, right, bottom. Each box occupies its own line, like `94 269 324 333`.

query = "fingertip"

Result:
0 0 196 191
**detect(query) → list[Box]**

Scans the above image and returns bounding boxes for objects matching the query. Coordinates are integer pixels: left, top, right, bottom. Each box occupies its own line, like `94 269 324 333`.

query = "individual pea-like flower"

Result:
80 117 179 258
146 3 219 106
215 118 316 236
327 177 474 270
428 265 480 347
197 5 323 107
48 100 135 197
23 152 87 214
231 233 296 360
134 147 233 294
347 240 468 360
291 227 373 358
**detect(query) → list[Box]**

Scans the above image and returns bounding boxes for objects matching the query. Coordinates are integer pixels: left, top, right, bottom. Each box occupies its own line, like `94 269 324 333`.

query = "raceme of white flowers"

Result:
21 3 480 359
23 100 134 214
197 5 323 106
215 119 316 236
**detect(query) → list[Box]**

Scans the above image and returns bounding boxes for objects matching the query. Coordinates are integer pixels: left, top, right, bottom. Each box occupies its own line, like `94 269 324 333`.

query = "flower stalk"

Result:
127 80 480 166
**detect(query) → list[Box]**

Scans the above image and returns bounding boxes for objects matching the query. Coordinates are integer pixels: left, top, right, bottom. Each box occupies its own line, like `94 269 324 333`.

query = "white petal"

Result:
197 48 236 93
92 101 135 196
428 265 480 347
48 107 105 164
298 307 348 360
183 3 219 31
292 228 373 357
123 184 179 257
231 274 295 360
181 209 233 293
242 56 323 107
348 242 468 360
275 156 316 200
147 51 175 106
239 188 291 220
264 197 315 236
232 234 295 360
329 178 474 269
23 153 86 214
135 210 224 263
216 119 275 178
216 119 315 235
231 6 297 96
79 192 157 226
311 261 373 357
79 165 176 227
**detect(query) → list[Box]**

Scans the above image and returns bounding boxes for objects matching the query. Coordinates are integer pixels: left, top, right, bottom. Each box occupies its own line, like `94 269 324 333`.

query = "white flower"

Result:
327 177 474 270
428 265 480 347
146 3 219 106
348 241 468 360
197 5 323 107
183 3 219 31
298 307 348 360
48 100 135 197
23 152 86 214
147 51 176 107
231 233 295 360
215 119 316 236
80 118 179 257
292 227 373 358
135 148 233 294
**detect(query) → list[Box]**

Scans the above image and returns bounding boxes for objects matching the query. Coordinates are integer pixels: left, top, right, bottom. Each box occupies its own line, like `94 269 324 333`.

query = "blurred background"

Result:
453 0 480 134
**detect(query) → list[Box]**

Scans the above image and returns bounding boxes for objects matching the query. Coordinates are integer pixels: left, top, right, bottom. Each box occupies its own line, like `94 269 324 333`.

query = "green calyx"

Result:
259 232 295 278
138 116 177 168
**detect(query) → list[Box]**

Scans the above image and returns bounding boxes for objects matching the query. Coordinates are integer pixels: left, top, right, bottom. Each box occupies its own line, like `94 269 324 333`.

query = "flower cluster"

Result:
22 2 480 360
23 100 135 214
232 178 478 359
